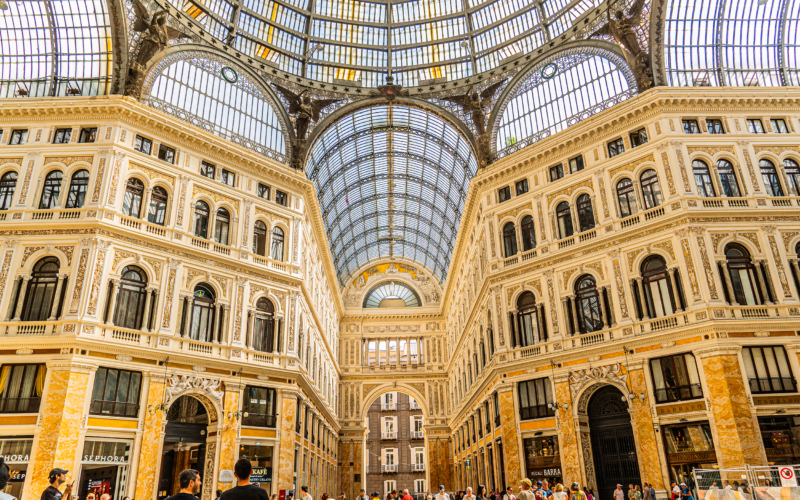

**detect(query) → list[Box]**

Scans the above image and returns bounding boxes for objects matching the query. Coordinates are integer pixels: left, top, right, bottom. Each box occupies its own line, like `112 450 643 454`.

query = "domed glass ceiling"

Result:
363 281 422 307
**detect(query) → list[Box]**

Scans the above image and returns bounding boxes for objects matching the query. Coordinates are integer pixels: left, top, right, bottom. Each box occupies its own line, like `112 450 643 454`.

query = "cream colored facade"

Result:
2 88 800 500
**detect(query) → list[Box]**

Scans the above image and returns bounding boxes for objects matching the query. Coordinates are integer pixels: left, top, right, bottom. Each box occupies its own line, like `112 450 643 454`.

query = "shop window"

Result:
568 155 584 173
502 222 517 257
518 377 555 420
523 436 562 485
498 186 511 203
53 128 72 144
662 423 717 472
556 201 573 238
242 386 277 428
193 201 210 238
616 178 638 218
629 128 648 147
271 226 284 261
157 144 175 164
707 119 724 134
9 130 27 145
758 416 800 464
0 364 45 413
515 179 529 195
79 127 98 143
79 440 132 498
39 170 63 210
221 169 235 187
275 190 288 206
133 135 152 155
64 169 90 209
607 138 625 157
576 194 594 232
0 171 17 210
21 257 62 322
742 346 796 394
251 298 276 353
771 118 789 133
692 160 716 198
147 186 169 226
239 444 273 486
717 160 741 197
200 161 215 179
747 118 766 134
682 120 700 134
760 159 785 197
258 183 271 200
89 368 142 417
122 178 144 218
549 164 564 181
650 353 702 403
640 169 663 209
214 208 230 245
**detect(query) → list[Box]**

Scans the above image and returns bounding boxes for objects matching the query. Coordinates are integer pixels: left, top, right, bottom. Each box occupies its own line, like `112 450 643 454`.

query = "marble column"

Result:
133 374 166 500
212 304 222 343
104 279 120 325
497 387 521 491
276 390 299 491
569 296 580 334
635 277 649 320
218 384 241 491
553 380 581 486
754 260 772 304
48 273 67 320
695 347 766 467
669 269 683 312
141 288 154 332
628 367 666 491
561 297 570 335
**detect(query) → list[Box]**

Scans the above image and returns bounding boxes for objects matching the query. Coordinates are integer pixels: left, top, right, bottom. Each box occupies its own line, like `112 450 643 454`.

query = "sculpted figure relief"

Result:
272 84 340 169
441 80 506 167
591 0 653 90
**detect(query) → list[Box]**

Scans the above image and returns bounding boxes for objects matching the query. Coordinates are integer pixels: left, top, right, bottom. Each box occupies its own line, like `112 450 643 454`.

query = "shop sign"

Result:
10 470 25 482
82 454 129 464
2 454 29 462
754 395 800 406
655 400 707 416
528 467 562 478
251 467 272 482
665 451 717 465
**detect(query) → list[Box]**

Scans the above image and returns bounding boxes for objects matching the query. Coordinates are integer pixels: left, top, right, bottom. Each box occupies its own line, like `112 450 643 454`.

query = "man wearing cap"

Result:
680 483 694 500
341 492 348 500
518 479 535 500
435 486 450 500
356 489 368 500
42 469 72 500
613 485 625 500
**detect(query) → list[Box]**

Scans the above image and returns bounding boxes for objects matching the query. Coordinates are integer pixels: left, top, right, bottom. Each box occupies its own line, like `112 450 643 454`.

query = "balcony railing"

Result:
0 397 41 414
242 413 277 428
382 464 398 473
90 400 139 418
411 430 424 439
382 431 397 439
381 403 396 411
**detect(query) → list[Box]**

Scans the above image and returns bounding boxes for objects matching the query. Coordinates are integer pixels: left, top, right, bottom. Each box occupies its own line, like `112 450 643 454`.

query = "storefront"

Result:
758 415 800 465
240 444 274 494
0 436 33 499
523 436 562 486
661 423 717 490
78 439 132 500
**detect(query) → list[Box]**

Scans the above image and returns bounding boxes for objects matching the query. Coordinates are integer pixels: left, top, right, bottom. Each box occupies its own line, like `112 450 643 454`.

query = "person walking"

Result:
220 459 270 500
569 484 586 500
341 492 348 500
552 484 567 500
670 483 681 500
403 489 413 500
613 485 625 500
504 486 516 500
165 469 202 500
436 486 450 500
518 480 535 500
478 486 488 500
465 488 476 500
680 484 694 500
627 485 635 500
41 469 73 500
633 486 642 500
357 489 368 500
642 484 651 500
302 487 314 500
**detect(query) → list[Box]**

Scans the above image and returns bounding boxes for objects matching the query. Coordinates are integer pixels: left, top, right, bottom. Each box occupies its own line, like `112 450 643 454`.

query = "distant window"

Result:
79 128 98 143
747 119 765 134
549 164 564 181
784 159 800 196
682 120 700 134
90 368 142 417
258 183 271 200
616 178 637 218
518 378 555 420
707 119 724 134
0 172 17 210
640 169 663 209
771 119 789 133
515 179 529 195
221 169 235 187
498 186 511 203
556 201 573 238
242 386 277 428
692 160 716 197
39 171 63 210
122 178 144 218
568 155 584 173
607 138 625 158
200 161 215 179
576 194 594 232
157 144 175 164
629 128 648 147
9 130 27 146
133 135 152 155
717 160 741 197
760 159 784 197
53 128 72 144
743 346 796 394
148 186 169 226
275 190 288 206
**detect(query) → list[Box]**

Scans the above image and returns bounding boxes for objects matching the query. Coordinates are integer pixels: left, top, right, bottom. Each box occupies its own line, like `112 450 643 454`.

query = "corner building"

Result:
1 1 800 500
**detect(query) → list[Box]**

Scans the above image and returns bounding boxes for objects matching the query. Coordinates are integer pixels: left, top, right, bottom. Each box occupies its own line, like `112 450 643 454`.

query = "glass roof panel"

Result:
307 104 477 284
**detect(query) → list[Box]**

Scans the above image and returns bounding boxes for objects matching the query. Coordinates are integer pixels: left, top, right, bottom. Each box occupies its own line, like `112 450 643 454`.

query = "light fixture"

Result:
679 418 688 422
547 402 569 411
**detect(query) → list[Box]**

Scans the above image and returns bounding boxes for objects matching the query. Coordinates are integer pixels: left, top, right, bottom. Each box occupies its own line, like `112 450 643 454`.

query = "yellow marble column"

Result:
554 381 581 486
29 363 93 497
353 439 363 496
439 438 453 488
340 440 352 498
497 387 521 490
277 391 299 491
628 367 666 490
134 375 166 500
218 385 241 492
696 347 765 467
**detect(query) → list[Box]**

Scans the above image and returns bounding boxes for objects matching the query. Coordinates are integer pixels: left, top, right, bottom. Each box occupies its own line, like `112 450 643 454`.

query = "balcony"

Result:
411 430 424 439
412 463 425 471
0 397 41 414
90 400 139 418
381 403 397 411
382 464 398 473
382 431 397 440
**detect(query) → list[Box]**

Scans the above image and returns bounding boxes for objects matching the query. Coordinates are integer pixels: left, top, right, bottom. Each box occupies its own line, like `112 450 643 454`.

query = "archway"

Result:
588 386 640 500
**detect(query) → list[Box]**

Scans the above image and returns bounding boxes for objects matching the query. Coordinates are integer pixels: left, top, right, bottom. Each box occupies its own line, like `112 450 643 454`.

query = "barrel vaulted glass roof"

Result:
306 104 478 284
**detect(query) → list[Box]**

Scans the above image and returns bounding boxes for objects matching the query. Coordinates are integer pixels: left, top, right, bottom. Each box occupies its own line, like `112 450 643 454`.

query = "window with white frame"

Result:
385 481 396 497
382 392 396 410
410 397 421 409
414 479 426 493
382 448 397 472
411 415 424 438
382 416 397 439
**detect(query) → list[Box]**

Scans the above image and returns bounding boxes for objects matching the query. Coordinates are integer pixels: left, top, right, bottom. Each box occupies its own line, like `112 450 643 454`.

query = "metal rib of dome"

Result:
306 104 478 284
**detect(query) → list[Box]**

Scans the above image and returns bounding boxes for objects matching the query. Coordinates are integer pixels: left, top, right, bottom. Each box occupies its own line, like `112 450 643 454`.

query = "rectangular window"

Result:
382 392 396 410
157 144 175 164
382 416 396 438
747 119 766 134
89 368 142 417
771 118 789 133
200 161 216 179
296 400 302 433
0 364 45 414
9 130 28 146
411 415 424 438
258 183 271 200
649 353 703 403
707 119 725 134
275 190 288 206
515 179 529 195
242 386 277 427
79 127 98 143
493 391 501 427
518 378 555 420
53 128 72 144
414 479 426 493
221 169 235 187
134 135 152 155
549 164 564 181
523 436 560 480
568 155 584 173
629 127 648 147
742 346 796 394
384 481 396 497
607 138 625 158
498 186 511 203
682 120 701 134
382 448 397 472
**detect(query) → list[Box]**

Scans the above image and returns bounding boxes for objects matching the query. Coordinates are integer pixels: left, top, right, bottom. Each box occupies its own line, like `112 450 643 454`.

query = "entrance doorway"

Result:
157 395 211 500
588 386 640 500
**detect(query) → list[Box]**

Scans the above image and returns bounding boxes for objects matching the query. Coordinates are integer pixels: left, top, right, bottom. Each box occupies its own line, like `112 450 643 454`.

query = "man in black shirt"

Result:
41 469 72 500
220 459 270 500
166 469 202 500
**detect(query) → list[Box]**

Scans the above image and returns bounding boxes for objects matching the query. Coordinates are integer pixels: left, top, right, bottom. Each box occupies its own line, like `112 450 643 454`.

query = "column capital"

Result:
693 345 741 359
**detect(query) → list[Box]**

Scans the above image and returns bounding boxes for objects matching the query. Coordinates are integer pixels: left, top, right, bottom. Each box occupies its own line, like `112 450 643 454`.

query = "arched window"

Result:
147 186 168 226
717 160 741 197
576 194 594 232
114 266 147 330
21 257 61 321
516 292 538 347
556 201 573 238
575 275 602 334
253 221 268 256
760 159 784 197
520 216 536 251
214 208 230 245
271 227 285 261
62 169 90 209
692 160 716 197
188 284 216 342
640 169 663 209
784 159 800 196
641 256 675 318
0 172 18 210
502 222 517 257
194 201 210 239
252 297 276 353
39 171 63 209
725 244 762 306
122 178 144 217
616 178 638 218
